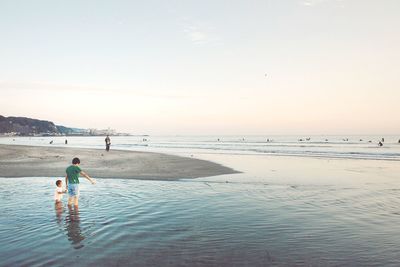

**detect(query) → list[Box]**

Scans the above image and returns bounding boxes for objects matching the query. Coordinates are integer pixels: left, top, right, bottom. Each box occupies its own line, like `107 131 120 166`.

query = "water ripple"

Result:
2 177 400 266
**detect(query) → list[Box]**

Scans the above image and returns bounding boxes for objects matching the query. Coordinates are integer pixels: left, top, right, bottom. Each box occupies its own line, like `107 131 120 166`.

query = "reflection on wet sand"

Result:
65 206 85 249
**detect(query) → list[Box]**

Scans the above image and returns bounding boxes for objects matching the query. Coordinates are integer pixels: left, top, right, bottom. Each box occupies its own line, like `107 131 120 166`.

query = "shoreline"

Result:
0 144 239 180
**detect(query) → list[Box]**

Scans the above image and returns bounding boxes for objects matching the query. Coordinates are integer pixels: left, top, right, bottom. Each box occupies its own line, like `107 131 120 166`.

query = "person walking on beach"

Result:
65 157 95 207
105 135 111 152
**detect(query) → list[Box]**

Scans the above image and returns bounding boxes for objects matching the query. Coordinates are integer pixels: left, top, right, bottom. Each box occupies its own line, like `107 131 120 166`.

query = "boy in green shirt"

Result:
65 157 96 207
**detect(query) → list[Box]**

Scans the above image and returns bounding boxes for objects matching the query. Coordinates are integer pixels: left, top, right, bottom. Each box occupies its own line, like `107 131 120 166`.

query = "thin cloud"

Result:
182 20 222 46
184 25 209 44
0 81 196 99
302 0 323 6
302 0 344 7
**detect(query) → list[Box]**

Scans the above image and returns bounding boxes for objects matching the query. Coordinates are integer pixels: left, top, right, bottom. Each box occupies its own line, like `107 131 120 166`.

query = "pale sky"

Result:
0 0 399 135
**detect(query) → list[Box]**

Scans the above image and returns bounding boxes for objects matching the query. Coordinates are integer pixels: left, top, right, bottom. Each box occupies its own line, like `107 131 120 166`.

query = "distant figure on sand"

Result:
54 179 67 203
105 135 111 151
65 157 95 207
398 139 400 143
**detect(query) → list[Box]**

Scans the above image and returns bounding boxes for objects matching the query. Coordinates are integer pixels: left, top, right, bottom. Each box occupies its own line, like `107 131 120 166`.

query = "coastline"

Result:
0 144 238 180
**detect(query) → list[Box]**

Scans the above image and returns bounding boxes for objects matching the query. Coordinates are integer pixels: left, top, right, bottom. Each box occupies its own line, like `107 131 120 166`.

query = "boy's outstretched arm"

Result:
80 171 96 184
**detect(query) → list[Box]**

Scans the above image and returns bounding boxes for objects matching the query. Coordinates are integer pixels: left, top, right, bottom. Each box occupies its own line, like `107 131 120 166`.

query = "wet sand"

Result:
0 144 238 180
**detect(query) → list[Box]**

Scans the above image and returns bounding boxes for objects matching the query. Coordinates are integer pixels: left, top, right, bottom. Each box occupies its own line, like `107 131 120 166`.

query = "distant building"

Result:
89 128 116 136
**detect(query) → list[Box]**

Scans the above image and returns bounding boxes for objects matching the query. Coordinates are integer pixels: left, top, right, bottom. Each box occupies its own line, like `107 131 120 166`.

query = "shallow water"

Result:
2 154 400 266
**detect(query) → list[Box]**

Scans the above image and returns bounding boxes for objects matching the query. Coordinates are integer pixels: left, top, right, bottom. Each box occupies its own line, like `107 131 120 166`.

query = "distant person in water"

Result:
398 139 400 143
54 179 67 203
378 141 383 147
65 157 95 207
381 138 385 142
50 140 53 144
105 135 111 151
65 139 68 145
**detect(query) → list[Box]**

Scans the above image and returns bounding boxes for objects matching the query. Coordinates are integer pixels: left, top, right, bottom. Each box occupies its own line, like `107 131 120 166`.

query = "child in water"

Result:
54 179 67 203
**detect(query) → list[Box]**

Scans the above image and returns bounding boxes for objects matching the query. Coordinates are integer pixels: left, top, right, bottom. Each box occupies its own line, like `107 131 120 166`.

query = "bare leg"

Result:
68 196 74 206
74 196 79 207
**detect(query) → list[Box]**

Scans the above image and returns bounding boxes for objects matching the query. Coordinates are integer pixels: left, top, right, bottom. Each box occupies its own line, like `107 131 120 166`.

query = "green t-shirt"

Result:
66 165 81 184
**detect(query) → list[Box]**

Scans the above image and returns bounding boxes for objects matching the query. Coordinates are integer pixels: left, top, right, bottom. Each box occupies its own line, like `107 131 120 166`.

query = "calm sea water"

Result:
1 135 400 160
1 136 400 266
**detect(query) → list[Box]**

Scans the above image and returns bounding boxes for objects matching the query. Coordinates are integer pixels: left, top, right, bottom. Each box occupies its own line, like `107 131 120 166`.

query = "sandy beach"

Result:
0 144 238 180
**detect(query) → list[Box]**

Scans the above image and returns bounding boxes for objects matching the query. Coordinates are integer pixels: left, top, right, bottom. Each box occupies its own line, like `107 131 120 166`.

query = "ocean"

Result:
1 134 400 160
1 135 400 266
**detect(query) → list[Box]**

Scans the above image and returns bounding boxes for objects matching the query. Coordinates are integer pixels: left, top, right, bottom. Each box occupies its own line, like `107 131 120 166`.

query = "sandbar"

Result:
0 144 238 180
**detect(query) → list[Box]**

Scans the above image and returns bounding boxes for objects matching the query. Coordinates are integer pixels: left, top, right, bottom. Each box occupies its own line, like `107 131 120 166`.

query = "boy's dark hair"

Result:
72 157 80 164
56 180 62 186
